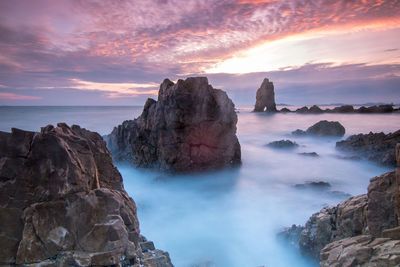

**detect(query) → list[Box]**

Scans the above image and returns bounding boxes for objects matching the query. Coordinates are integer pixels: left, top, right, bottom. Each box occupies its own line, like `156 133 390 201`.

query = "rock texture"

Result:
336 130 400 167
0 123 173 266
281 143 400 266
107 77 241 173
292 120 345 137
266 140 298 149
253 78 277 112
293 104 397 113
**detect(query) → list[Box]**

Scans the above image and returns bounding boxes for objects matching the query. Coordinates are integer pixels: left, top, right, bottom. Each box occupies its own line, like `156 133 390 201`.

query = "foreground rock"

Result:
280 143 400 266
292 120 345 137
0 123 173 266
107 77 241 173
336 130 400 167
254 78 277 112
266 140 298 149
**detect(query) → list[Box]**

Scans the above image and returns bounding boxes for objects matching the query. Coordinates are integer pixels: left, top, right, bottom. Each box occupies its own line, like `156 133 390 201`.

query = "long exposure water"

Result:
1 105 399 267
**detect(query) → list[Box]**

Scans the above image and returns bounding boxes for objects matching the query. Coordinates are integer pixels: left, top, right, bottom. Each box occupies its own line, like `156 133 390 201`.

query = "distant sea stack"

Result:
254 78 277 112
0 123 173 266
107 77 241 173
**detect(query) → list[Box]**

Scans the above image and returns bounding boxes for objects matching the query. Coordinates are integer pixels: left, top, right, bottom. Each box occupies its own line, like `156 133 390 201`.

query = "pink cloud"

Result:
0 92 41 100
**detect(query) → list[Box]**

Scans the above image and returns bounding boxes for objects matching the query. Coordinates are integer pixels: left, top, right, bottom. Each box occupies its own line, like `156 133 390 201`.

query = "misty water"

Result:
1 106 399 267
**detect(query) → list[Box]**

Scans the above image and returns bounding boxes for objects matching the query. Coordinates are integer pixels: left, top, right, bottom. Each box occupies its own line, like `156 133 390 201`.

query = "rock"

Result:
332 105 354 113
336 130 400 167
0 123 173 266
106 77 241 173
295 106 309 113
254 78 277 112
298 152 319 157
266 140 299 149
320 235 400 267
278 225 304 249
309 105 323 113
280 107 291 112
306 120 345 137
294 181 331 190
357 105 394 113
291 129 307 136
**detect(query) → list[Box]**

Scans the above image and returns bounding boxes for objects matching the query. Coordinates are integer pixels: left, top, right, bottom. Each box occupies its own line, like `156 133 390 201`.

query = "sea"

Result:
1 105 399 267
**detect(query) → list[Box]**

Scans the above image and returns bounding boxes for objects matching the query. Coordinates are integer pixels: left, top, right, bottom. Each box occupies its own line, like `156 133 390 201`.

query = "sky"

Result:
0 0 399 106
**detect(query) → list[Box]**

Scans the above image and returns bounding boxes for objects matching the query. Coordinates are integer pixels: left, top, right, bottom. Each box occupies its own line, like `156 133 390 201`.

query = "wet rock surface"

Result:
106 77 241 173
336 130 400 167
0 123 173 266
254 78 277 112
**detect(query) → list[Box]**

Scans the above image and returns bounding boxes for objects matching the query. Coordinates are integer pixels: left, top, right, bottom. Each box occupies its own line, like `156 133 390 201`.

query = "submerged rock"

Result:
336 130 400 167
295 106 309 113
254 78 277 112
107 77 241 173
294 181 331 190
298 152 319 157
266 140 299 149
0 124 173 266
280 107 291 112
309 105 323 113
332 105 354 113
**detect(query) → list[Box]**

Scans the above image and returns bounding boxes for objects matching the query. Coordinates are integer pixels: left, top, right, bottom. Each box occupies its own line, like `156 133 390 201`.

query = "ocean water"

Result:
1 106 399 267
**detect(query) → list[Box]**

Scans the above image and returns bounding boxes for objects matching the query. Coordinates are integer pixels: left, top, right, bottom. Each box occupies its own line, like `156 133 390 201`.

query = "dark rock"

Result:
295 106 309 113
298 152 319 157
336 130 400 167
254 78 277 112
140 241 155 252
266 140 299 149
294 181 331 190
309 105 323 113
332 105 354 113
305 120 345 137
280 107 291 112
0 123 173 266
291 129 307 136
278 225 304 249
357 105 394 113
106 77 241 173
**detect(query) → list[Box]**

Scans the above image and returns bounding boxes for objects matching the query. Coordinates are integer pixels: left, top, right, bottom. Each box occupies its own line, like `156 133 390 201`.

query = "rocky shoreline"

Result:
280 143 400 266
0 123 173 266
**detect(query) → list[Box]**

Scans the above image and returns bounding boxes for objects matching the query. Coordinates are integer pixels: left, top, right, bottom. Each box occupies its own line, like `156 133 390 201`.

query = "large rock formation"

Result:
280 143 400 266
0 123 173 266
107 77 241 172
336 130 400 167
292 120 345 137
253 78 277 112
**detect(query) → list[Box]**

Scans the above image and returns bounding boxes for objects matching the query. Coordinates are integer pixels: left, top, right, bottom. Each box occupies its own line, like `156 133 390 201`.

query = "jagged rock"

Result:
254 78 277 112
0 124 173 266
332 105 354 113
280 107 291 112
336 130 400 167
295 106 309 113
266 140 298 149
358 105 394 113
320 235 400 267
291 129 307 136
106 77 241 173
309 105 323 113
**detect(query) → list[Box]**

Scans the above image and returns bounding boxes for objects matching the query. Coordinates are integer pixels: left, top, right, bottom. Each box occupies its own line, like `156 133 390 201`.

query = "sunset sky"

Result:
0 0 399 105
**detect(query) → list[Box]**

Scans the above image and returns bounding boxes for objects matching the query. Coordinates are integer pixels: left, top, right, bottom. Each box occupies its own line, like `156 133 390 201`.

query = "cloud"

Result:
0 92 41 100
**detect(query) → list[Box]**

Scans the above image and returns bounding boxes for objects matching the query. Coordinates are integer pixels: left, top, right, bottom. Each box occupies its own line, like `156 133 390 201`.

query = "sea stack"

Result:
254 78 277 112
0 123 173 266
107 77 241 173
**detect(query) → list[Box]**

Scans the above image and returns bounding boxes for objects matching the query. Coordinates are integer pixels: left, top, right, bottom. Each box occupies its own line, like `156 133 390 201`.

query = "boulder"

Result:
106 77 241 173
306 120 345 137
295 106 309 113
266 140 298 149
357 105 394 113
253 78 277 112
0 123 173 266
298 152 319 157
336 130 400 167
280 107 291 112
332 105 354 113
309 105 323 113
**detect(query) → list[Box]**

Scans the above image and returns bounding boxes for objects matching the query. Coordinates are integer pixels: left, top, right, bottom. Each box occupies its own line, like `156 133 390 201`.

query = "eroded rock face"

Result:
0 123 173 266
254 78 277 112
336 130 400 167
107 77 241 173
